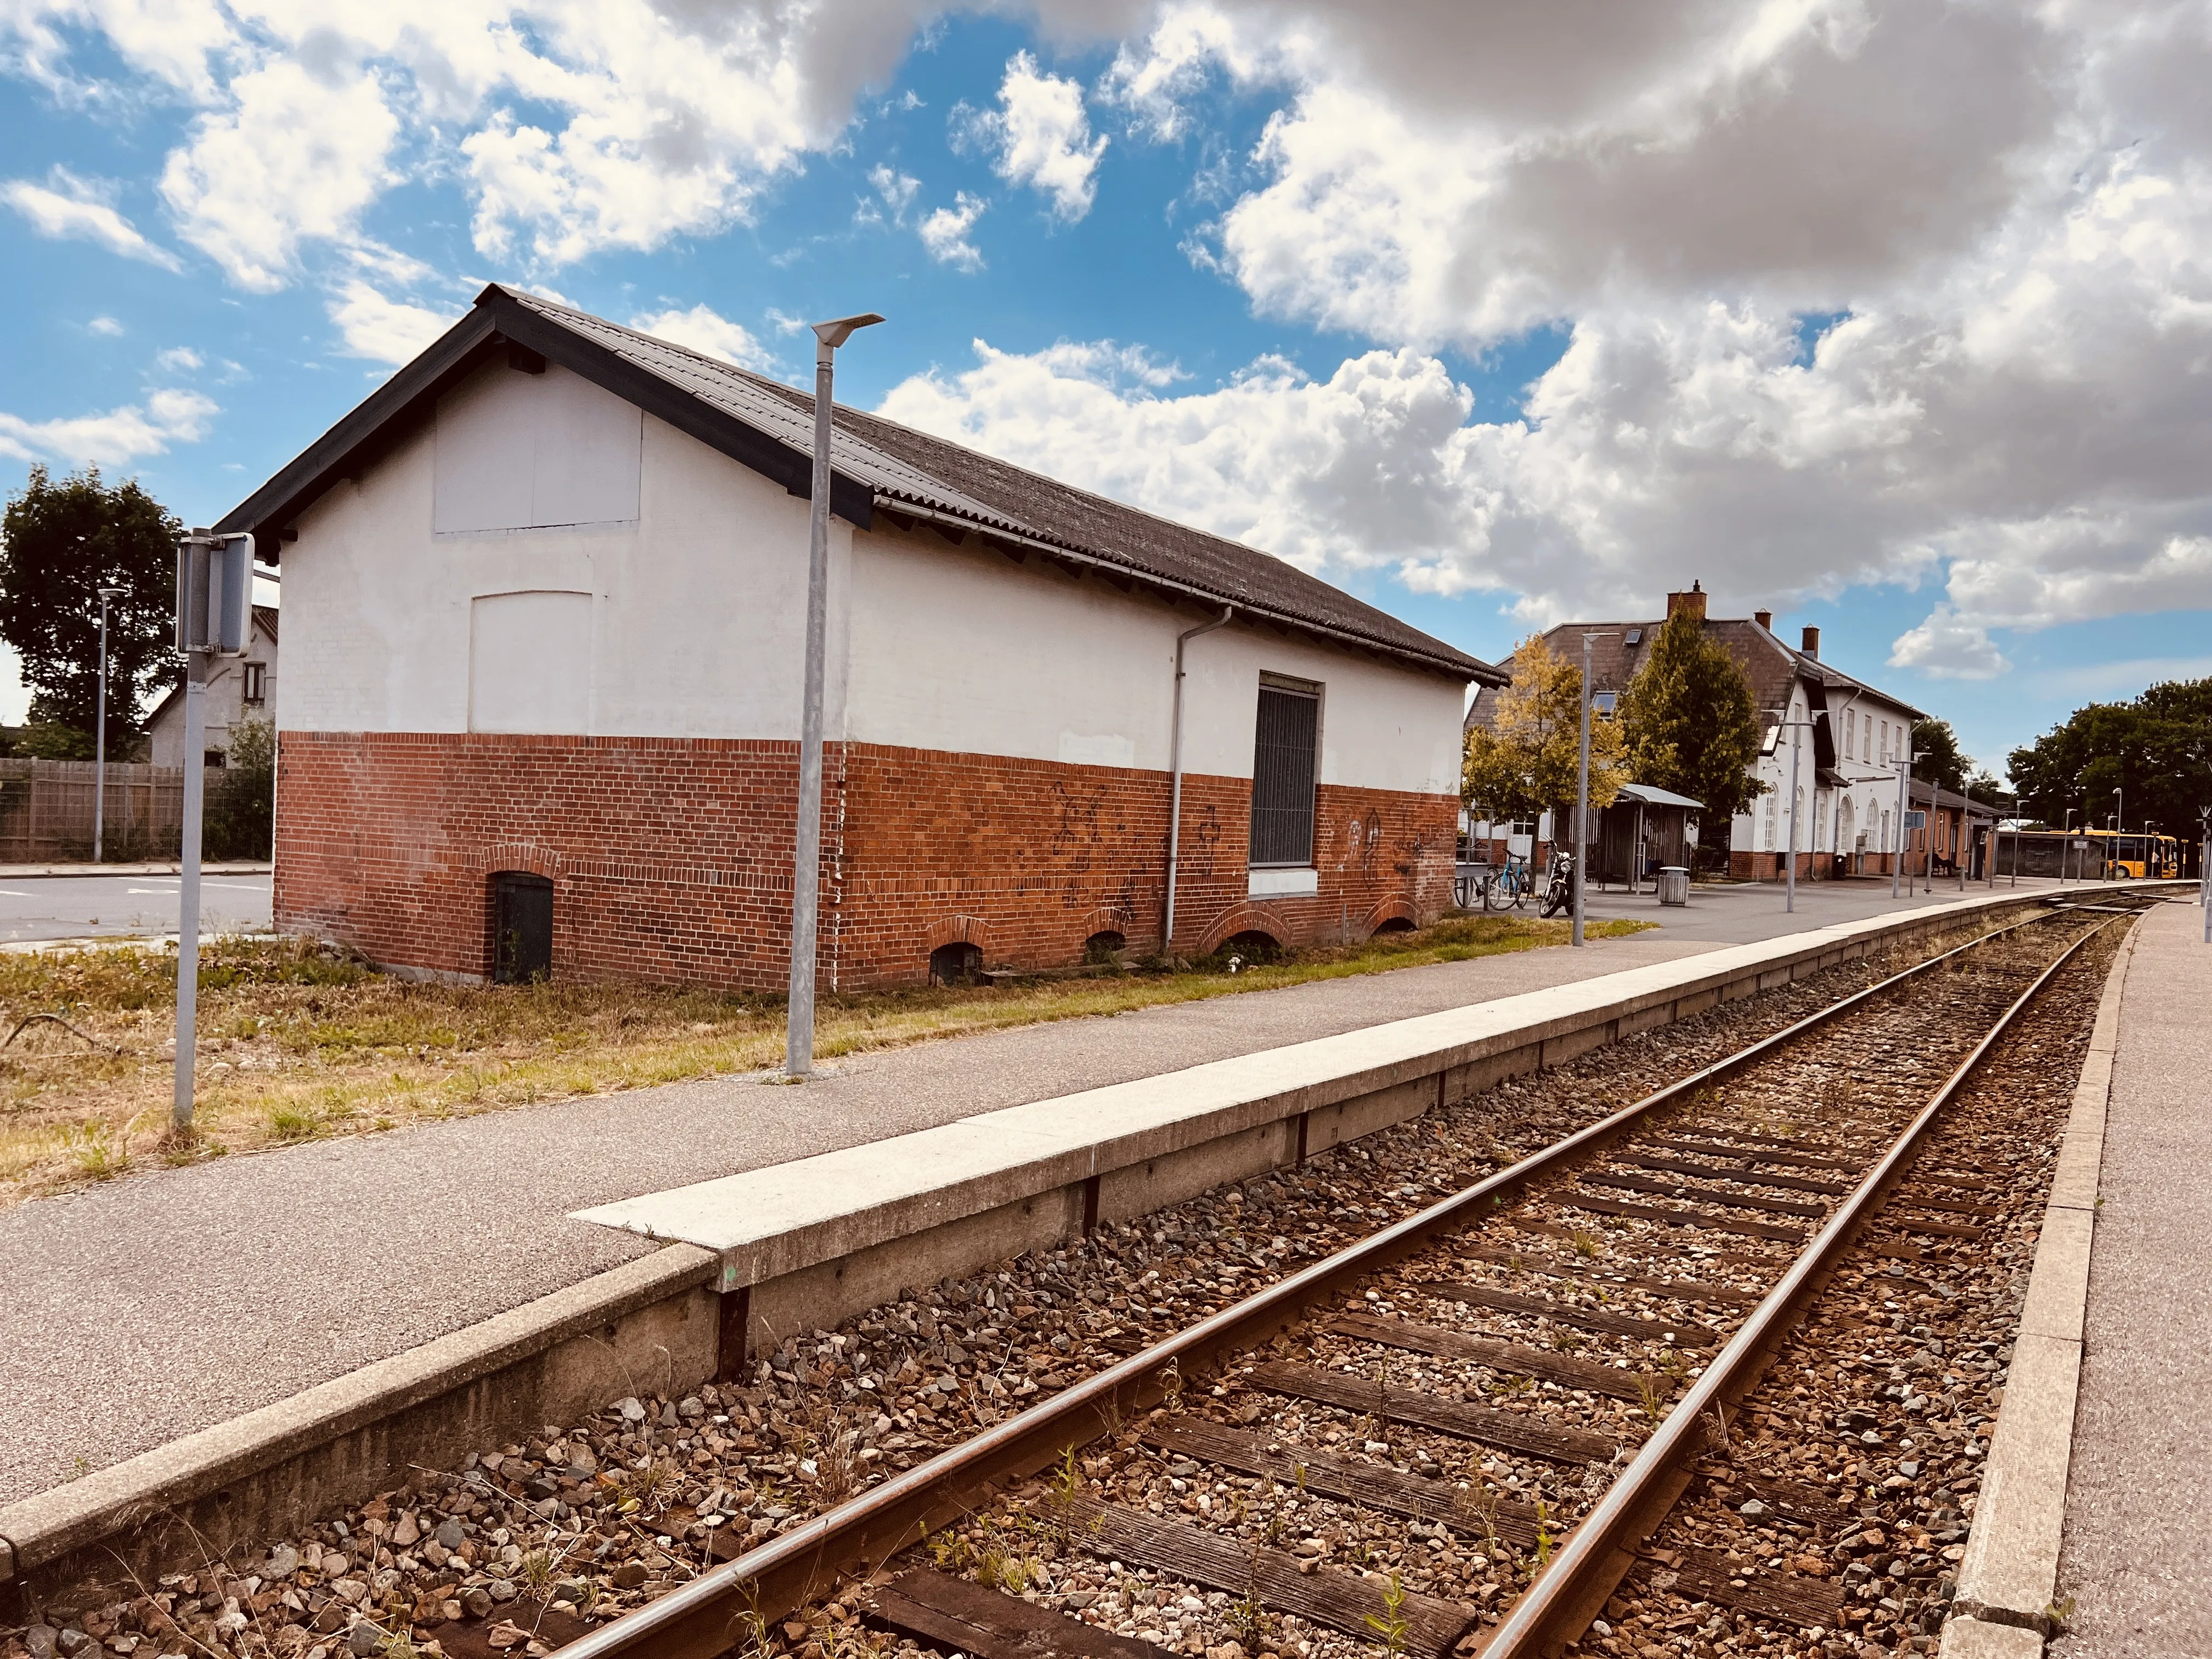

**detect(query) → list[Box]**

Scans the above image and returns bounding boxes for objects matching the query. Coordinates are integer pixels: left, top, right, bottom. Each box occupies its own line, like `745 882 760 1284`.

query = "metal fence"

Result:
0 758 219 862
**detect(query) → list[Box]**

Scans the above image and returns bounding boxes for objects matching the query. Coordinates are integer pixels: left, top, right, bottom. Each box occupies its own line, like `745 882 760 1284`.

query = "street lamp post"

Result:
1571 633 1615 947
2199 805 2210 943
94 586 124 863
1892 751 1925 899
1768 709 1815 914
785 310 884 1080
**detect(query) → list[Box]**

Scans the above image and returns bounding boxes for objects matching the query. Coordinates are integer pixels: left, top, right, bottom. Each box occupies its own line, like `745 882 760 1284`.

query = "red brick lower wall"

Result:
274 732 1459 991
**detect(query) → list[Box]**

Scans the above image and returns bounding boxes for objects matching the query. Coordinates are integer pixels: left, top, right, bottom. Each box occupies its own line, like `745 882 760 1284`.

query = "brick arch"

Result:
1358 898 1418 940
1197 902 1287 957
925 913 991 954
476 842 563 880
1077 905 1136 943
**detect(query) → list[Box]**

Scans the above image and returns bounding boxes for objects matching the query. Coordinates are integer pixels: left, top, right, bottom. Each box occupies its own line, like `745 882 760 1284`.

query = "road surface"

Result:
0 871 272 943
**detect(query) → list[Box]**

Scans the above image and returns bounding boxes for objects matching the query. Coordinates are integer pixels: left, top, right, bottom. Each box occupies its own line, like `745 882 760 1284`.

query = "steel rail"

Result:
1477 909 2129 1658
555 907 2079 1659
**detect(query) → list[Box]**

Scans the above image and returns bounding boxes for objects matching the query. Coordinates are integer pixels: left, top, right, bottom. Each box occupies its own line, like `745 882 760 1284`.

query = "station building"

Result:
218 286 1502 990
1466 584 1926 881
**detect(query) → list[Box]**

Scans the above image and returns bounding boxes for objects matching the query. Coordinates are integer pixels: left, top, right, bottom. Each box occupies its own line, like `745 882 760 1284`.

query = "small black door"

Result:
492 872 554 984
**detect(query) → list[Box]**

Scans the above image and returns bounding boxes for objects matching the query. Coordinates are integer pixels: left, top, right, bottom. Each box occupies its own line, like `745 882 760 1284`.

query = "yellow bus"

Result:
2079 828 2181 878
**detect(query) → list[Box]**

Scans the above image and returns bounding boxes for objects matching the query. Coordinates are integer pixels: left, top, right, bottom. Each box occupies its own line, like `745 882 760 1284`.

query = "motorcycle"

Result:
1540 850 1576 918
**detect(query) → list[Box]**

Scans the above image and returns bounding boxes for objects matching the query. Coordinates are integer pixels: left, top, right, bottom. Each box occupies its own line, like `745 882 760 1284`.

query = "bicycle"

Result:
1481 851 1532 911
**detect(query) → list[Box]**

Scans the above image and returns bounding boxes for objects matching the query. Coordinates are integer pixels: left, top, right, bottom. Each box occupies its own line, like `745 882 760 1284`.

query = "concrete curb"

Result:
1940 913 2142 1656
0 1244 715 1609
0 883 2165 1613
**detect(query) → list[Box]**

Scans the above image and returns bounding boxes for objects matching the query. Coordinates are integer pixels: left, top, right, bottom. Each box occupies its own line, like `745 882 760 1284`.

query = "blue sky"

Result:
3 2 2209 777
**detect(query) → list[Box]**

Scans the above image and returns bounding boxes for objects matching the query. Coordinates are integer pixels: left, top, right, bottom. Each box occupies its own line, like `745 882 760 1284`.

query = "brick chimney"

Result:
1666 580 1707 623
1801 624 1820 659
1753 609 1773 630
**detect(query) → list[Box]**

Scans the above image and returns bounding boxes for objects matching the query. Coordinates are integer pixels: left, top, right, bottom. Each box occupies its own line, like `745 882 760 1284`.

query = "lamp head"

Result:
812 313 885 351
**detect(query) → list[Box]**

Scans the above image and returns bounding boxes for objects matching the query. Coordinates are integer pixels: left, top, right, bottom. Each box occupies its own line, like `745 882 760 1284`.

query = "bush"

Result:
204 716 274 859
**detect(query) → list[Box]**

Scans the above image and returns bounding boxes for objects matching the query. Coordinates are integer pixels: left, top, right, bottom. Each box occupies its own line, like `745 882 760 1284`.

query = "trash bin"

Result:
1657 866 1690 907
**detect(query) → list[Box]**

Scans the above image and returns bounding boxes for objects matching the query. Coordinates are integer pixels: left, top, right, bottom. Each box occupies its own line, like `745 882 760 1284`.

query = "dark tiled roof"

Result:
1466 613 1922 731
1912 780 1998 817
219 285 1501 685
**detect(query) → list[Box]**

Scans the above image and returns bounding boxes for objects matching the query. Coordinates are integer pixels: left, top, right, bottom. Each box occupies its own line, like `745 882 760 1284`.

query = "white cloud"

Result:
2 169 181 269
0 387 218 465
879 338 1498 577
631 303 775 371
328 281 461 365
918 192 988 271
1888 608 2011 680
153 346 204 372
956 50 1108 221
87 316 124 337
5 0 945 281
864 163 921 224
8 0 2212 677
160 61 398 292
1076 0 2212 656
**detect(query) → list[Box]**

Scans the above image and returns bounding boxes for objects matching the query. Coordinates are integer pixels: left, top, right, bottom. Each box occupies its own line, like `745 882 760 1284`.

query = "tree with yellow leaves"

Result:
1463 633 1626 822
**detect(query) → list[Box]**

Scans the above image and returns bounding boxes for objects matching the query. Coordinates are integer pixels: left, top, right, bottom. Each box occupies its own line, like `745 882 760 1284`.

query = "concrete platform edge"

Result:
1943 913 2142 1655
0 1243 716 1610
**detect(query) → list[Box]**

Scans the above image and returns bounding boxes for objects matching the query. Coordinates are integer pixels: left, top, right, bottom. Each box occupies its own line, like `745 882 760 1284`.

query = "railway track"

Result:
545 901 2145 1659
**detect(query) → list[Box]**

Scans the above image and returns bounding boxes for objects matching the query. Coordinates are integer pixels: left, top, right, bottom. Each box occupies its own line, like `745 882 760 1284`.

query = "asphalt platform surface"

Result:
0 876 2069 1508
2055 897 2212 1658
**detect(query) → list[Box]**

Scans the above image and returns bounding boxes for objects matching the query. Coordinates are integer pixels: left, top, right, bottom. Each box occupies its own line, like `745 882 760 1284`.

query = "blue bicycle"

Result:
1481 851 1533 911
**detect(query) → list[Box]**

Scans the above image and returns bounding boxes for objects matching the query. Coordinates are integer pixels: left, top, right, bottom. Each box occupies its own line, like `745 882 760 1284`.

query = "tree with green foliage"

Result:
204 716 274 859
1463 633 1625 821
1617 608 1767 822
1909 718 1974 795
0 465 179 754
2008 679 2212 834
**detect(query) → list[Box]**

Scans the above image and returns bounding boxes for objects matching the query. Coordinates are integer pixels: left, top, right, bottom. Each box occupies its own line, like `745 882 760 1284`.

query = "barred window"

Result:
1249 677 1319 866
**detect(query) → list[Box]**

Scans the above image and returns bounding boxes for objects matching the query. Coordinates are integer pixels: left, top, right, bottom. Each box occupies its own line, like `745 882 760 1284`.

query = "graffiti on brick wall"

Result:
1192 801 1221 871
1049 780 1103 872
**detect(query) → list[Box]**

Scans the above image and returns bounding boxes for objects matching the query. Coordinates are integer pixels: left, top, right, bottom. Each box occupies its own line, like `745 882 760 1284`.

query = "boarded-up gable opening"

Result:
470 591 591 733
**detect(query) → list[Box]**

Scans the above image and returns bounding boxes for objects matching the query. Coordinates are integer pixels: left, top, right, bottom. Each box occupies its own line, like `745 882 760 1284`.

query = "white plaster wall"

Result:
282 359 848 740
844 526 1465 794
281 359 1464 792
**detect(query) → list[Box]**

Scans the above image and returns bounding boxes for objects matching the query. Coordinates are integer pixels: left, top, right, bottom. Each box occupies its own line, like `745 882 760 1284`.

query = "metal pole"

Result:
783 312 881 1077
173 652 206 1132
1892 759 1908 898
786 343 838 1078
1162 607 1232 956
1785 724 1800 914
1573 636 1592 946
94 592 110 863
2200 808 2209 943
